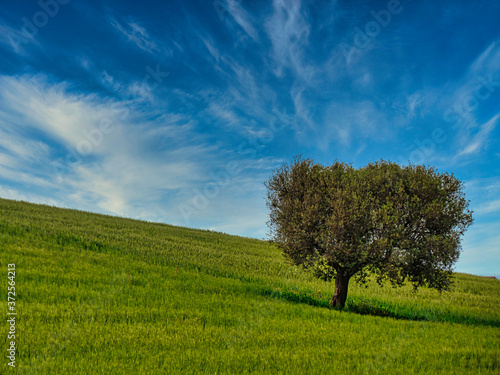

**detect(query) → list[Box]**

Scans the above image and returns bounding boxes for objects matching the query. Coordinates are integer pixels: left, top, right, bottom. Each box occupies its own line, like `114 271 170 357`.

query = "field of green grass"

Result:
1 198 499 374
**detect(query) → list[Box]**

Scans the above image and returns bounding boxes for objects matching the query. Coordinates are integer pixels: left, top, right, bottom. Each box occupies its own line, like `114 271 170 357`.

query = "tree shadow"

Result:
262 289 500 328
263 289 330 308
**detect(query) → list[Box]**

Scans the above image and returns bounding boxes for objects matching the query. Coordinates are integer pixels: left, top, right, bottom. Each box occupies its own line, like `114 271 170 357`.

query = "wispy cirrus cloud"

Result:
393 39 500 167
322 100 391 148
464 177 500 217
446 43 500 124
265 0 315 81
223 0 259 42
0 72 283 229
468 41 500 75
0 17 42 54
109 17 167 55
475 199 500 216
437 41 500 160
0 74 213 220
456 112 500 157
0 185 60 206
0 74 115 152
200 37 220 63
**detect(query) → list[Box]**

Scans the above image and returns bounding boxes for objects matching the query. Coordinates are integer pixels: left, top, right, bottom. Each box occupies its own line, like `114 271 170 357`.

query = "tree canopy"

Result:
265 157 474 309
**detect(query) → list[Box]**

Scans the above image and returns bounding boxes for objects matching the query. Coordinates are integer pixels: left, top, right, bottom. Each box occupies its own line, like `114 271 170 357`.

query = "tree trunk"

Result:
329 272 350 309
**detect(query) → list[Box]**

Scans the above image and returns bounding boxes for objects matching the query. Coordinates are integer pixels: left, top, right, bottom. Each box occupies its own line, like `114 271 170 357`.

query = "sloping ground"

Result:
1 198 499 374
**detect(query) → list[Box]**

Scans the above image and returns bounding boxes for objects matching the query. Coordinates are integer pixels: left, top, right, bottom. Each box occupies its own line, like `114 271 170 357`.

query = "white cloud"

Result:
291 85 315 132
431 40 500 127
456 112 500 157
0 126 50 164
0 186 60 207
100 71 122 92
468 41 500 76
0 18 42 54
265 0 316 81
464 176 500 218
0 74 118 151
207 100 242 128
413 40 500 166
319 100 390 149
175 159 279 238
474 199 500 215
109 17 166 55
224 0 259 42
406 92 424 119
0 73 217 222
201 37 220 63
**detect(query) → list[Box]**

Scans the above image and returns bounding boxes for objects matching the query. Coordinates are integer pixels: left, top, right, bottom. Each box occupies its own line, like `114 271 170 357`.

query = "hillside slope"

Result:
1 198 499 374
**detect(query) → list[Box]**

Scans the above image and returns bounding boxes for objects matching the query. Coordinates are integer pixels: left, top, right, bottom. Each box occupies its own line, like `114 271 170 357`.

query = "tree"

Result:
265 157 474 309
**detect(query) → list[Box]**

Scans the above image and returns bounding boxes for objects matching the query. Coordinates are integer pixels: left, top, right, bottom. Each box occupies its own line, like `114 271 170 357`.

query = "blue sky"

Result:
0 0 499 277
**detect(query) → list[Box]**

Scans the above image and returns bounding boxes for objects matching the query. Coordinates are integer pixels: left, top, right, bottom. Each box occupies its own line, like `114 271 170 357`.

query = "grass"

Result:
1 197 499 374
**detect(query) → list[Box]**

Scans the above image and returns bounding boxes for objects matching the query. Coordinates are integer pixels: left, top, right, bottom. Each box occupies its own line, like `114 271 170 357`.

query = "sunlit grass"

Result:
1 198 499 374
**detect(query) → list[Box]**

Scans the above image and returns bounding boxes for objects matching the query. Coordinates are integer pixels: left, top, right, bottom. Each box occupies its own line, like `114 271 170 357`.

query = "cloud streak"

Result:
109 17 167 55
224 0 259 42
265 0 315 81
456 112 500 157
0 74 215 222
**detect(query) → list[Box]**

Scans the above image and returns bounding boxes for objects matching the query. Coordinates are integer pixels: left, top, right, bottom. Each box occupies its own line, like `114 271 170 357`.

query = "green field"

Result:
1 198 499 374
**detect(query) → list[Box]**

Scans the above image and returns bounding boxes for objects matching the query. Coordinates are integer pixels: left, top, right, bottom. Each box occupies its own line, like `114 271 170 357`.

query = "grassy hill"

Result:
1 198 499 374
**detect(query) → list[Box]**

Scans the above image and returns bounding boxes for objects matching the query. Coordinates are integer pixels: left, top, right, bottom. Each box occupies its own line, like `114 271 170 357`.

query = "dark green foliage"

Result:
266 157 474 308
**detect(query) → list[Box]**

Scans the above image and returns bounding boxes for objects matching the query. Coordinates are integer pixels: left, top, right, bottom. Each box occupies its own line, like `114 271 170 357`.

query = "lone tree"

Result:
265 157 473 309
